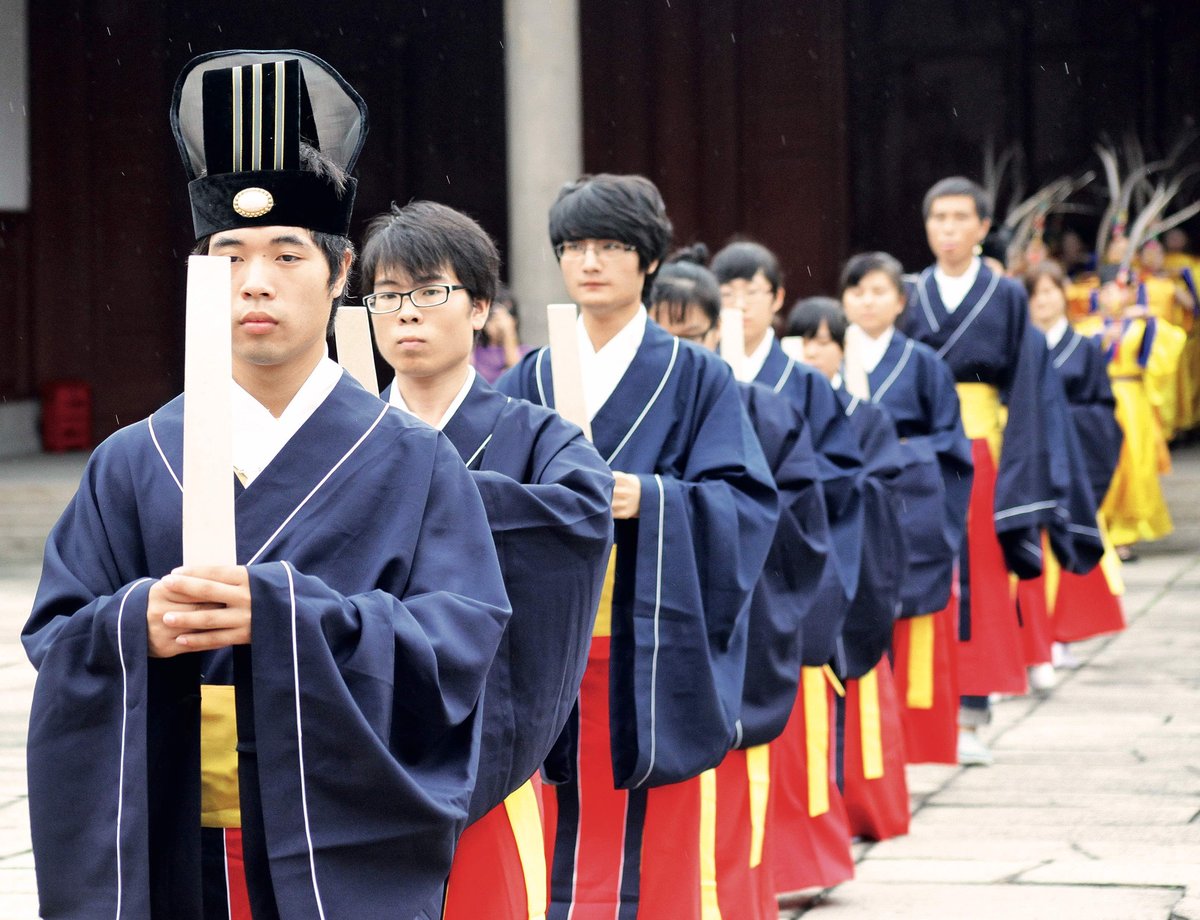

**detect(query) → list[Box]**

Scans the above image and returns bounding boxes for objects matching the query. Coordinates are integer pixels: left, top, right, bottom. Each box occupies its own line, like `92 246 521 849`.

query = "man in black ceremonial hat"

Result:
23 50 510 919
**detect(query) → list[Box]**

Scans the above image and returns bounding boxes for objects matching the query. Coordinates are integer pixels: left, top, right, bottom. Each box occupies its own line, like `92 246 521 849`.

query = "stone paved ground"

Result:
0 446 1196 919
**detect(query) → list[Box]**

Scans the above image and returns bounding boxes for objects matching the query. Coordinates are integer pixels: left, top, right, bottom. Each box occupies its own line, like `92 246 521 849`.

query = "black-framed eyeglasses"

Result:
363 284 467 313
553 240 639 262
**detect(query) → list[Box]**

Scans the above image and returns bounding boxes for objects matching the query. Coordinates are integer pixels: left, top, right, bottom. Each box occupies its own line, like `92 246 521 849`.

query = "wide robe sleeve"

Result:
241 433 510 919
893 357 973 615
22 431 168 920
463 409 614 820
1067 338 1123 507
737 385 831 748
780 368 865 667
996 322 1102 577
611 371 778 789
839 401 908 679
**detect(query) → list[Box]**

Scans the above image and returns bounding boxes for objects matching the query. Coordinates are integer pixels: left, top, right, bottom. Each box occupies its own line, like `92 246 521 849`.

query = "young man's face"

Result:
719 270 784 352
370 262 486 380
649 301 719 350
798 320 843 381
842 270 905 339
558 239 652 317
210 225 349 372
924 195 990 268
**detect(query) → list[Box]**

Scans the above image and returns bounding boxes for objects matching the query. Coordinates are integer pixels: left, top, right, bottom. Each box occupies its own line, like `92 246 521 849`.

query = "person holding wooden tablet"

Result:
22 50 511 919
497 173 779 919
359 199 615 920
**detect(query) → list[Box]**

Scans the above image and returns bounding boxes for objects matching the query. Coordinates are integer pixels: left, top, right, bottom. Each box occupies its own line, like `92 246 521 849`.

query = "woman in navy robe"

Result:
841 251 973 765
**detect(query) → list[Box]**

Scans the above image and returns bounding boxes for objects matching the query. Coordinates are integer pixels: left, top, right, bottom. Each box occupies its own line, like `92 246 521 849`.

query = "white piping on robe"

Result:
281 560 328 920
115 577 152 920
631 474 666 789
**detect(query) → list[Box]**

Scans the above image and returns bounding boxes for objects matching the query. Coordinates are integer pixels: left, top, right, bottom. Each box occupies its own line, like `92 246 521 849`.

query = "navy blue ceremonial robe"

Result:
1049 329 1123 507
834 388 908 679
23 373 511 920
752 338 865 668
429 372 614 819
736 381 831 748
865 330 973 615
497 320 778 787
901 264 1103 576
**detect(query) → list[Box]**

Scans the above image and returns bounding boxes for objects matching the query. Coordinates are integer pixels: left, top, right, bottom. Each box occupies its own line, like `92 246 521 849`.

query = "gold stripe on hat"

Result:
231 68 243 171
274 62 285 169
251 63 262 170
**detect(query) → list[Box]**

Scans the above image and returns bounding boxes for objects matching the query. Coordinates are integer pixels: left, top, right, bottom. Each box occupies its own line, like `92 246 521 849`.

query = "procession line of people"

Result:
20 48 1168 920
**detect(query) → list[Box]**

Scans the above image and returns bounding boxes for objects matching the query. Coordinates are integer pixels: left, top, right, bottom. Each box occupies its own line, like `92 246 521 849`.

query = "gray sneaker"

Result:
957 730 994 766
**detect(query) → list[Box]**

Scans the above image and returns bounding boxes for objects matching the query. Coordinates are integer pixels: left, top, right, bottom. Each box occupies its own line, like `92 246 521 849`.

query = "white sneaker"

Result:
1028 662 1057 693
957 730 994 766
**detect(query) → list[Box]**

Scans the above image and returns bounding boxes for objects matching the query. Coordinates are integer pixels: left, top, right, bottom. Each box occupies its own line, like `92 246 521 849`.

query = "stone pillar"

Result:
504 0 582 346
0 0 29 211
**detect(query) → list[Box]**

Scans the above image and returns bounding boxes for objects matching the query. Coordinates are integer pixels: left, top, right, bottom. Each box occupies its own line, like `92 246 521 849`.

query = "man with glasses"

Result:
360 199 614 920
23 52 512 918
497 173 778 919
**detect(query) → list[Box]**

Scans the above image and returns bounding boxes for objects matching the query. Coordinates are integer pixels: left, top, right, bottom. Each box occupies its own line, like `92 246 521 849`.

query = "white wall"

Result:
0 0 29 211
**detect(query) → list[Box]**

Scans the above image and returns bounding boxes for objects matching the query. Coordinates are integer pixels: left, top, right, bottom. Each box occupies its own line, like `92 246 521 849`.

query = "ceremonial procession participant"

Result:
359 200 615 920
711 241 864 666
708 240 864 894
648 249 831 919
1025 261 1125 648
497 174 779 919
22 51 513 919
1133 241 1192 439
901 177 1103 766
840 252 973 766
1077 266 1180 557
788 297 911 843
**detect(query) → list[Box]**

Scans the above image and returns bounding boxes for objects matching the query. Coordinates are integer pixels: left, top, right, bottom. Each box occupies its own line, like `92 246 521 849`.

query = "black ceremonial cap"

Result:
170 50 368 239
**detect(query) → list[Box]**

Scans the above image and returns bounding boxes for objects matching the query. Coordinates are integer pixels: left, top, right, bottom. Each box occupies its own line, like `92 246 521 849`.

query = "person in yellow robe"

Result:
1136 240 1196 436
1076 269 1182 556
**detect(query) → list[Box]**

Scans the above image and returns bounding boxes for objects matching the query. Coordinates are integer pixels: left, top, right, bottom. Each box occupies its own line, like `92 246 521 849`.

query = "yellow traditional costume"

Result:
1076 312 1181 545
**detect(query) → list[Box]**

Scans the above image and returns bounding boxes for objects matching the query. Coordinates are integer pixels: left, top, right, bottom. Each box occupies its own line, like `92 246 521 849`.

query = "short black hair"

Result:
548 173 672 273
193 142 354 335
840 251 906 296
649 243 721 327
787 296 847 348
360 200 500 305
922 176 993 222
710 240 783 292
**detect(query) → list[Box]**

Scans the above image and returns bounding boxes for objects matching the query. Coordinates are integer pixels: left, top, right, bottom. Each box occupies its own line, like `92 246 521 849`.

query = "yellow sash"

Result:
200 684 241 828
699 769 723 919
502 780 548 920
858 668 885 780
802 667 830 817
591 547 617 638
746 745 770 869
955 382 1004 461
906 614 935 709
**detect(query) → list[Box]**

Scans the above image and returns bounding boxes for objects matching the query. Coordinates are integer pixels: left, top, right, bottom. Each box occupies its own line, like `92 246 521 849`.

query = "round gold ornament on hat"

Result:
232 187 274 218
